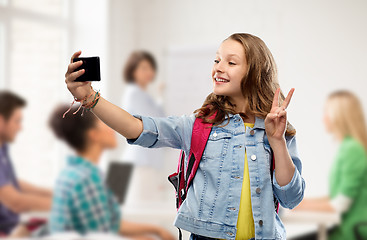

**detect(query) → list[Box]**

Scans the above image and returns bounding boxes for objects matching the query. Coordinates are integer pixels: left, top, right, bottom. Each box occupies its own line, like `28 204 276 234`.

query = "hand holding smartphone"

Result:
72 56 101 82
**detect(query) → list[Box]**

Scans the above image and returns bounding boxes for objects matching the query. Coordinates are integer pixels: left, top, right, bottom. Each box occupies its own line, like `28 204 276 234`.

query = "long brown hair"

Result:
326 90 367 150
193 33 295 136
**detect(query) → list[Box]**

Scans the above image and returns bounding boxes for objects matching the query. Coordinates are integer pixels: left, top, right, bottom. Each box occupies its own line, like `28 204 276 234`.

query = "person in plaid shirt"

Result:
50 155 121 233
49 104 175 240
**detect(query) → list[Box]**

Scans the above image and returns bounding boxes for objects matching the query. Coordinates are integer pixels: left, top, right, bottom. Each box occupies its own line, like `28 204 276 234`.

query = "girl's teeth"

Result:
215 78 228 82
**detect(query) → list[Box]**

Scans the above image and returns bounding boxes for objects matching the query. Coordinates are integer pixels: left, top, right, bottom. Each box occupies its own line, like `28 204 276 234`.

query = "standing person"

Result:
294 91 367 240
121 51 167 205
0 91 52 236
64 33 305 240
122 50 165 167
48 104 175 240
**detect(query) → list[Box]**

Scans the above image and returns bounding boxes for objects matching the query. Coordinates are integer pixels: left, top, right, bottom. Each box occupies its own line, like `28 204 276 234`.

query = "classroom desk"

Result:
21 207 340 240
281 209 341 240
121 203 183 237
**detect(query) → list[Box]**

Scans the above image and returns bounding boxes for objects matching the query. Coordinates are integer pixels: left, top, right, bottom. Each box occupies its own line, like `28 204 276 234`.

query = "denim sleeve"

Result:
272 134 306 209
126 113 196 152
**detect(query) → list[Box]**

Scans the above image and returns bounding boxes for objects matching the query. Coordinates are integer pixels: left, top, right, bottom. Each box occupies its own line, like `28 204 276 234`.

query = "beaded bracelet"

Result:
62 88 95 118
82 91 101 110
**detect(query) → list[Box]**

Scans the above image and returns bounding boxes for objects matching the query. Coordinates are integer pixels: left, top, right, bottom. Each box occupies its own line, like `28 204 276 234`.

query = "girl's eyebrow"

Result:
216 52 240 59
227 53 240 59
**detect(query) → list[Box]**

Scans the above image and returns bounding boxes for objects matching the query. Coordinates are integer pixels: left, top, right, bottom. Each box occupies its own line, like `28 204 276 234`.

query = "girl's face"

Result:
89 119 117 150
133 59 156 88
211 39 248 98
323 102 334 134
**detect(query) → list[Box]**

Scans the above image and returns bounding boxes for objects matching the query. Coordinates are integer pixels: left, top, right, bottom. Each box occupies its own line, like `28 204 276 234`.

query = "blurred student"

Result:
121 51 167 204
294 90 367 240
121 50 165 167
49 104 175 240
0 91 52 236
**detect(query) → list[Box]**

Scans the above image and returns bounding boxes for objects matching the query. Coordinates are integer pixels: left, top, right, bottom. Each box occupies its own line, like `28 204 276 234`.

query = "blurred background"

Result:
0 0 367 239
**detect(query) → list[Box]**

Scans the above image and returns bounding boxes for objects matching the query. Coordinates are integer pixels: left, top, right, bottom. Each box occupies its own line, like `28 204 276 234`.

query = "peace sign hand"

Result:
264 88 295 143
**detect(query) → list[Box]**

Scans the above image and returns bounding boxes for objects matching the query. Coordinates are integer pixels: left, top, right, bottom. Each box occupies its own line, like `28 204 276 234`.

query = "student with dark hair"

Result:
0 90 52 236
123 51 157 86
49 104 175 240
121 51 166 204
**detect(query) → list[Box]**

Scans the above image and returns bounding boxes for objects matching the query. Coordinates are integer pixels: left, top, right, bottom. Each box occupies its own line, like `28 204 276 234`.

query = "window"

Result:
0 23 4 88
0 0 70 186
0 0 108 187
12 0 67 17
0 0 7 6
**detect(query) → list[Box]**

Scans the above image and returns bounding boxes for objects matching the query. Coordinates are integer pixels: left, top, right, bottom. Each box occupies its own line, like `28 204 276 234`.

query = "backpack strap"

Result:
168 111 217 210
185 113 216 193
270 149 280 213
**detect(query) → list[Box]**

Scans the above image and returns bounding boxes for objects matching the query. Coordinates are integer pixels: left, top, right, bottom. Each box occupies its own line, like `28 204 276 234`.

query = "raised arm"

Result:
64 51 143 139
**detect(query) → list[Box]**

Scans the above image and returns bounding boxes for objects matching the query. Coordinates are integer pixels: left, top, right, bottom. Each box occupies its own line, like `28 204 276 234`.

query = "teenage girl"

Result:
64 33 305 240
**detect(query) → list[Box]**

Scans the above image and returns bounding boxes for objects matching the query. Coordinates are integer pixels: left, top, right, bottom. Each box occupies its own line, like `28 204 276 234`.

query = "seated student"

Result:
0 91 52 236
294 90 367 240
48 104 175 240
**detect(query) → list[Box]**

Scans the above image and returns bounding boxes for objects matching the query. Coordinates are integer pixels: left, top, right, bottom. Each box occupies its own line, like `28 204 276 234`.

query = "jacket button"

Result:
251 155 257 161
259 220 263 226
227 232 234 236
250 130 255 135
256 188 261 194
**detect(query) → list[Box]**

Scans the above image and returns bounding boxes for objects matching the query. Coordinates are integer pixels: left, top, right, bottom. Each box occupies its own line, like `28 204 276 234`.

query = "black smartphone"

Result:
72 56 101 82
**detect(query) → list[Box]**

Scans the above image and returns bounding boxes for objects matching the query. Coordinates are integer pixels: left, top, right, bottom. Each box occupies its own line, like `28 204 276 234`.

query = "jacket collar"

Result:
224 112 265 130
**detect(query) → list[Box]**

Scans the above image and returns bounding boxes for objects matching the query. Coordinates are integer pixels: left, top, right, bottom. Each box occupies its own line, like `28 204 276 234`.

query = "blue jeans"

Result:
189 233 255 240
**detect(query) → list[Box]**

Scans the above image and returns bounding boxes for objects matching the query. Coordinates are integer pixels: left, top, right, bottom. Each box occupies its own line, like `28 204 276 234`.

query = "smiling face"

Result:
133 59 156 88
212 39 248 99
323 101 333 134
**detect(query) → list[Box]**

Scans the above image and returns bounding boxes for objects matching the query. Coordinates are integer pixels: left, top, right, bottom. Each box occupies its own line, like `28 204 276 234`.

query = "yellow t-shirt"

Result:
235 122 255 240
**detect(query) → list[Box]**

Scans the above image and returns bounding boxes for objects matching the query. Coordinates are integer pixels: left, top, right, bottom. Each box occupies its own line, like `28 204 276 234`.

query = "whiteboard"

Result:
164 45 218 116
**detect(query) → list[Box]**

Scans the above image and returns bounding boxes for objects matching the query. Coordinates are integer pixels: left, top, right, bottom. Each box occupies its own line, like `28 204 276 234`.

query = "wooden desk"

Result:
282 209 340 240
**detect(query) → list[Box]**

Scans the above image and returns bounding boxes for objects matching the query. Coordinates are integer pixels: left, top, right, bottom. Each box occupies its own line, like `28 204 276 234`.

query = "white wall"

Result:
108 0 367 197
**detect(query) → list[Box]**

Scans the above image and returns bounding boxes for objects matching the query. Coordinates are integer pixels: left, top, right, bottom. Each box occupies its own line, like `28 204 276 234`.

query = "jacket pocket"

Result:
202 129 232 160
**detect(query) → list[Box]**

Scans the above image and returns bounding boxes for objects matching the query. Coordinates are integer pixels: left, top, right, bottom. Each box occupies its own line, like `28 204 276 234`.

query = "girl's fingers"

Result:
274 106 285 115
66 69 85 82
282 88 295 109
271 88 281 110
67 81 89 88
66 61 83 76
266 110 287 122
278 110 287 118
70 51 82 63
266 113 278 121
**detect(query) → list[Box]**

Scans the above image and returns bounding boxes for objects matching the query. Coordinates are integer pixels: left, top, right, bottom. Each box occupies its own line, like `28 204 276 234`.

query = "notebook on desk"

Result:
106 162 133 204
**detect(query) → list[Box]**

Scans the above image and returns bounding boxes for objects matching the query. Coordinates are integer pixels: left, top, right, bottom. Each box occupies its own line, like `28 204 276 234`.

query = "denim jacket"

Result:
126 112 305 240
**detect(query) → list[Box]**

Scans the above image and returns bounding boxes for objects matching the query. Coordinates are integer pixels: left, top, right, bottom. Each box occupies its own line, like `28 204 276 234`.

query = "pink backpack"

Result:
168 110 279 210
